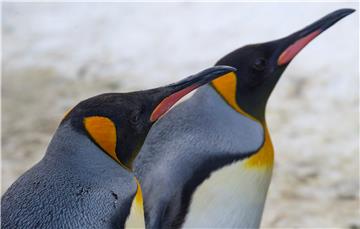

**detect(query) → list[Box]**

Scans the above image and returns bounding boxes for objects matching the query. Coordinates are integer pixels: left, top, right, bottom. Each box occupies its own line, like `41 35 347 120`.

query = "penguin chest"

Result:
125 181 145 228
182 161 273 228
125 202 145 228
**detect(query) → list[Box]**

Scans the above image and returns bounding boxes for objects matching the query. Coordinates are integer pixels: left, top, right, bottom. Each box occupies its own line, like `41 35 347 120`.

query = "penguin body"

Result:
135 85 264 228
1 66 237 229
1 123 136 228
134 9 355 228
183 159 272 228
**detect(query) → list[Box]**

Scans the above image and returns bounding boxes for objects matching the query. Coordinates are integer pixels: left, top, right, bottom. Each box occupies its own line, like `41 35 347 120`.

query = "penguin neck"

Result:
34 122 139 227
182 85 274 228
44 122 137 189
198 82 275 170
211 73 274 168
45 122 120 170
55 122 146 228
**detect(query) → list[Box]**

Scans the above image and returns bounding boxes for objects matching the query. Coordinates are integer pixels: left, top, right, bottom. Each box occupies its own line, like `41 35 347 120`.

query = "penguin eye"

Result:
130 112 140 125
252 58 267 72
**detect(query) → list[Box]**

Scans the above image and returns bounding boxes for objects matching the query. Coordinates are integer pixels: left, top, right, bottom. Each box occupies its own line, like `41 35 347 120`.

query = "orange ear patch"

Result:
212 72 254 121
84 116 120 163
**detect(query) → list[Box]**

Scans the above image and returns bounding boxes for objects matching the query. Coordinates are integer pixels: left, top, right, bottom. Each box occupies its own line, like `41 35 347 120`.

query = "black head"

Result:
61 66 235 170
214 8 355 122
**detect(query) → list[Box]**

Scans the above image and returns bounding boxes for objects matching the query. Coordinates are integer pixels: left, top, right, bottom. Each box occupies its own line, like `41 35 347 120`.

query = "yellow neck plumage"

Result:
211 72 274 168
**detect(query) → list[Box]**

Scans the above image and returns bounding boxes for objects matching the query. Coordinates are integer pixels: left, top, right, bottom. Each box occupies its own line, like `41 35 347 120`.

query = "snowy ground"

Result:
2 2 359 228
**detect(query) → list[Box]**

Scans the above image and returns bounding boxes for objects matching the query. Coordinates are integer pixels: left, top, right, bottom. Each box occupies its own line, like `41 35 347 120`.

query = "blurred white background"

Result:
2 2 359 228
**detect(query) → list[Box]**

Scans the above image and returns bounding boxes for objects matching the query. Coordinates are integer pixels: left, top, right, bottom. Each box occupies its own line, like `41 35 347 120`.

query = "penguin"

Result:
134 9 355 229
0 66 242 229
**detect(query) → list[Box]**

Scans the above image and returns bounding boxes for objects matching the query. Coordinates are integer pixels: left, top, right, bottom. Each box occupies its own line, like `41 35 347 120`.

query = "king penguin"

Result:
134 9 355 228
1 66 242 229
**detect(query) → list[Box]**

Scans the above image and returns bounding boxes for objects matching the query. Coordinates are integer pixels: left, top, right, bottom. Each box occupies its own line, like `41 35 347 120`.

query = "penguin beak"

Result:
276 8 355 66
150 66 236 122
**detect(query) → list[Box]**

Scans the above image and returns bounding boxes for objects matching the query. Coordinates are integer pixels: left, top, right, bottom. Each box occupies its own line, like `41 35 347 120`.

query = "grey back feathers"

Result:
134 85 264 228
1 122 136 229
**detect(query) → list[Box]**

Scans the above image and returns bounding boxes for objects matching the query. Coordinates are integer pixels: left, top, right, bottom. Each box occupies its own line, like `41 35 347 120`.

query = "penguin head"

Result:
61 66 235 170
214 8 355 122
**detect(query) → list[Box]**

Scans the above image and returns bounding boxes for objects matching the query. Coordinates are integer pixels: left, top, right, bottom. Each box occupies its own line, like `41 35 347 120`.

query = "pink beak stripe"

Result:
278 30 322 66
150 84 199 122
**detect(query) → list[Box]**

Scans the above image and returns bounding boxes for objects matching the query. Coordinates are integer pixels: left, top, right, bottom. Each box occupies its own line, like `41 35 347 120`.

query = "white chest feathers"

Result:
182 161 273 228
125 181 145 229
